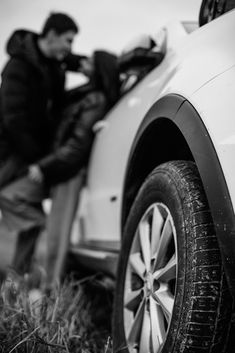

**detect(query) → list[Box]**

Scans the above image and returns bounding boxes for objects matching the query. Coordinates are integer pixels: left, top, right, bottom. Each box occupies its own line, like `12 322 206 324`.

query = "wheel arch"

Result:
122 93 235 296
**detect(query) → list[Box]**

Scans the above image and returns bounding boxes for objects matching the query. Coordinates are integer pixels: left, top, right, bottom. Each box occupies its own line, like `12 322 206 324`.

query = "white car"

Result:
70 2 235 352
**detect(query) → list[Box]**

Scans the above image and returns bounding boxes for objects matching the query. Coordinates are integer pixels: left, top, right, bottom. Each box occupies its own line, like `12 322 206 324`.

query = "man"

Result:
0 12 89 275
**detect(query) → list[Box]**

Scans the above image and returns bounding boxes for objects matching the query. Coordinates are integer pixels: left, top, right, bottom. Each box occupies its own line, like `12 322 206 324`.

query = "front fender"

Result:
123 94 235 296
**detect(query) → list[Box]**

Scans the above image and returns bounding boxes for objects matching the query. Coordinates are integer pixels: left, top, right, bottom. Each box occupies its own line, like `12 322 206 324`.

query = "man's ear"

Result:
46 29 58 43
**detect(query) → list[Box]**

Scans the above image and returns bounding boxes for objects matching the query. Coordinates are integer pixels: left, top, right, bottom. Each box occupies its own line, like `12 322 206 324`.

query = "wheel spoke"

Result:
150 206 164 258
149 296 165 352
154 284 174 321
125 289 142 311
128 298 146 345
154 215 173 269
139 305 151 352
153 254 177 283
129 252 146 279
139 221 151 272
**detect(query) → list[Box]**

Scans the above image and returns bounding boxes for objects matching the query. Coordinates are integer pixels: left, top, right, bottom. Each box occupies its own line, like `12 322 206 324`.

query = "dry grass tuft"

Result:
0 271 113 353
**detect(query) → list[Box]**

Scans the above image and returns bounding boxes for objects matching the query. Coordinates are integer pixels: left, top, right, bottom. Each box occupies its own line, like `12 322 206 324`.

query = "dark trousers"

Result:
0 176 46 274
45 171 84 287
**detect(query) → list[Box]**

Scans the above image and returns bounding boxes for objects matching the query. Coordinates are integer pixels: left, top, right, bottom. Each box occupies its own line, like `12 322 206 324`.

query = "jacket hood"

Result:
6 29 41 69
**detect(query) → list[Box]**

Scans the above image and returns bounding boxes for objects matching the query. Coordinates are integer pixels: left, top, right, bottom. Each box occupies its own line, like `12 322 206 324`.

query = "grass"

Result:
0 271 113 353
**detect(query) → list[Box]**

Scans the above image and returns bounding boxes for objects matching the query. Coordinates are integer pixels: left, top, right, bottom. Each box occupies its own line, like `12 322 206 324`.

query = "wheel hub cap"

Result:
145 272 153 296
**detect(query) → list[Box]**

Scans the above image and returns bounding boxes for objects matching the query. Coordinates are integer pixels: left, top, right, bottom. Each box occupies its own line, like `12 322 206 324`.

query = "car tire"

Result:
113 160 232 353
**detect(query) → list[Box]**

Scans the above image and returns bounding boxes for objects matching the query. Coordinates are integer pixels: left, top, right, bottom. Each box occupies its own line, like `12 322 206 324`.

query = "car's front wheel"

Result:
113 161 232 353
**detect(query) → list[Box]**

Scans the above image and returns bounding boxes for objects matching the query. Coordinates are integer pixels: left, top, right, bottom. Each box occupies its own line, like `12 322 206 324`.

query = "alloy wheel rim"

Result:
124 203 178 353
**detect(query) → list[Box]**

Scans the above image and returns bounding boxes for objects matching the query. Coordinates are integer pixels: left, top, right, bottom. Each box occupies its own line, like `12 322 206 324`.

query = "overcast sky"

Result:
0 0 201 84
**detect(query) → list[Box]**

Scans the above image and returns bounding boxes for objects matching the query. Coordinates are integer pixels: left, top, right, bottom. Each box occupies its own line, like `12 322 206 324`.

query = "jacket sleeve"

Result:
63 53 88 72
38 92 107 185
1 59 42 162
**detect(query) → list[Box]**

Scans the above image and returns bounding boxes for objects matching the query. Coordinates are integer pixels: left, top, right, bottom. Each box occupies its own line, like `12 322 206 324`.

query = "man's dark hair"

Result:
41 12 79 37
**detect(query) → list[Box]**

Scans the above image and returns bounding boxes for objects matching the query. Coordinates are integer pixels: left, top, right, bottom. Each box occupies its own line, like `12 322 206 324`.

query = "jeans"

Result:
0 176 46 274
45 171 84 286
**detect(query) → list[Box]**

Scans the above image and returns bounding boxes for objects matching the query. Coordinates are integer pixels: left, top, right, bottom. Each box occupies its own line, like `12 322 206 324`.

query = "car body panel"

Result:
191 67 235 209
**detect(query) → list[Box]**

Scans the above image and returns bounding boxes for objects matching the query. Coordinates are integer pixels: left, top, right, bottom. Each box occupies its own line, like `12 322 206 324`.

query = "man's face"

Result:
47 30 77 60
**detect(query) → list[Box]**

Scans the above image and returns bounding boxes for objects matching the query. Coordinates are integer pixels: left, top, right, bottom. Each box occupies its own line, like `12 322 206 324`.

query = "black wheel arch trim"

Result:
122 93 235 296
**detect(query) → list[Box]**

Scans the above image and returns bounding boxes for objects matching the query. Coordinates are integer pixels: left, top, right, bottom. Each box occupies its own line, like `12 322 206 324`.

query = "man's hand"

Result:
28 165 44 183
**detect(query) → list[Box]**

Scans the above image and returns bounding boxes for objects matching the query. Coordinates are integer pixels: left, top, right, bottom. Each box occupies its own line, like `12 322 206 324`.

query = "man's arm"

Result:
63 53 87 71
36 91 107 185
64 53 94 77
1 59 42 162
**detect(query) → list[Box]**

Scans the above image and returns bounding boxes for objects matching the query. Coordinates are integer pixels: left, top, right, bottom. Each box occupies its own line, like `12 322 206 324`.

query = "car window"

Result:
199 0 235 26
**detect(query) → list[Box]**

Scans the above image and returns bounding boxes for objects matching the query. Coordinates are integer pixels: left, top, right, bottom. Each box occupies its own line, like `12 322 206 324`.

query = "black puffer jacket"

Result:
0 30 84 181
38 50 120 186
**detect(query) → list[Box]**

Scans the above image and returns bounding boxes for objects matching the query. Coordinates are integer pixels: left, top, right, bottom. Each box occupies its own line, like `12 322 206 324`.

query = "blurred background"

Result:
0 0 201 86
